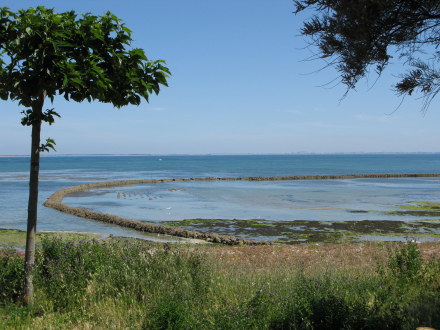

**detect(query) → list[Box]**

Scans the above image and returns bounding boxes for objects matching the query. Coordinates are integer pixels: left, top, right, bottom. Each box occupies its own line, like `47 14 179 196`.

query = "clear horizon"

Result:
1 0 439 155
2 151 440 158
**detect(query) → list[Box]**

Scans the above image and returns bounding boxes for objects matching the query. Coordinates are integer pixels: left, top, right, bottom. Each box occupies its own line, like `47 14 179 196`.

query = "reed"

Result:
1 241 439 329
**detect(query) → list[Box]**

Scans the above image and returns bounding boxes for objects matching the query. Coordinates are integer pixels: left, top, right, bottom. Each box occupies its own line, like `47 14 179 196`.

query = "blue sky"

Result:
1 0 439 155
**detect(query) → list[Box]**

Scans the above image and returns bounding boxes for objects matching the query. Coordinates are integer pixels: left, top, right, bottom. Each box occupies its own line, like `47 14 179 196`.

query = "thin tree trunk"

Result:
24 93 45 305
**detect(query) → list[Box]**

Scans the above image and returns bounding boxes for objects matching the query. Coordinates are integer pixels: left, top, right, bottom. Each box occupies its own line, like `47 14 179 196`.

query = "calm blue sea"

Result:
1 154 440 239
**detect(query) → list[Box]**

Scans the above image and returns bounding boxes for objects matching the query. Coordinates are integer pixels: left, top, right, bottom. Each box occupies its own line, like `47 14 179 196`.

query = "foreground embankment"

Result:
43 173 440 244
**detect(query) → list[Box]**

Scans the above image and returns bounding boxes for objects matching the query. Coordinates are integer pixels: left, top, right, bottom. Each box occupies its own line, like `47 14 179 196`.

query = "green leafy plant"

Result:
0 6 170 304
0 251 25 304
1 240 439 328
36 238 107 309
387 241 424 283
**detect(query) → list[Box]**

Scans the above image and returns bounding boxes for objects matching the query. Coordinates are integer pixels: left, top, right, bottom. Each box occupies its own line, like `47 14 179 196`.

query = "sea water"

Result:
1 154 440 238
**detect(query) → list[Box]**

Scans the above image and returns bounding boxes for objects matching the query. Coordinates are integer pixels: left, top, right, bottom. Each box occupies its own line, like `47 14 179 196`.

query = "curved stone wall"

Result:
43 173 440 245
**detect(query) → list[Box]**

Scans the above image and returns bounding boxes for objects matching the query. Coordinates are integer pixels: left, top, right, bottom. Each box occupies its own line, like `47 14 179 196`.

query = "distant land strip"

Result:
43 173 440 245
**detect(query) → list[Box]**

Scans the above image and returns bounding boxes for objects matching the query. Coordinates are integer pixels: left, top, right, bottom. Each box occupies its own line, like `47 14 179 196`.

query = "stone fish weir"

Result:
43 173 440 245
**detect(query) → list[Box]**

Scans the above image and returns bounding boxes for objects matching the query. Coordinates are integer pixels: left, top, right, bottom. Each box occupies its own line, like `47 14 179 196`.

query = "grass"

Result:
1 239 439 329
0 228 102 249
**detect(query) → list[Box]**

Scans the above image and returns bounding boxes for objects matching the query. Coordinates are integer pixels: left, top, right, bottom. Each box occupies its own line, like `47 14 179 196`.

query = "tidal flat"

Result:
29 174 440 244
157 201 440 243
162 218 440 244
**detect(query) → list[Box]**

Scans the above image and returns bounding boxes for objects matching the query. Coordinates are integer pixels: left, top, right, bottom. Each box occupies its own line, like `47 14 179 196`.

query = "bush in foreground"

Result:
0 240 439 329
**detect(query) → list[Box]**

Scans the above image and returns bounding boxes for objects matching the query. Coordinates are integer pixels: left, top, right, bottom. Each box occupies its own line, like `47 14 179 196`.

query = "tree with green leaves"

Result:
294 0 440 110
0 6 170 304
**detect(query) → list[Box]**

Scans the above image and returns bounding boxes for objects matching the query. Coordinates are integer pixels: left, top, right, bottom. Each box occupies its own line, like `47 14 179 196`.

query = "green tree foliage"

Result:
294 0 440 110
0 6 170 304
0 6 169 107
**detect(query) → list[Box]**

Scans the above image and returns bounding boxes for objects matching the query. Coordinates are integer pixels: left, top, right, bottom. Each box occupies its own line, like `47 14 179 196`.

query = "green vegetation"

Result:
294 0 440 110
0 229 102 249
162 218 440 244
1 239 439 328
0 6 169 304
383 202 440 217
389 202 440 215
400 202 440 211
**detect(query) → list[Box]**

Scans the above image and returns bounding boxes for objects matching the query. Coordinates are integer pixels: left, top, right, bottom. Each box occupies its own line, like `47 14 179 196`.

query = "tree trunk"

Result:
23 94 45 305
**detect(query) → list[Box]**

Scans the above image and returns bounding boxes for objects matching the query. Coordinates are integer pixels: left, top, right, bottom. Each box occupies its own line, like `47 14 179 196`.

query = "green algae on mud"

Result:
0 228 102 249
161 218 440 244
43 173 440 245
382 201 440 217
401 201 440 210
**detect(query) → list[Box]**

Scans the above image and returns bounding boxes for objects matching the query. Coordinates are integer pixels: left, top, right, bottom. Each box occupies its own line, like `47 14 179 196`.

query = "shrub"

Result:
0 251 25 304
35 237 106 309
387 241 423 283
1 239 439 329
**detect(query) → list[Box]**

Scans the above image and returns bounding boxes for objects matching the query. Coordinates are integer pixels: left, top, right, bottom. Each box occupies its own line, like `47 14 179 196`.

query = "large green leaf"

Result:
0 7 170 108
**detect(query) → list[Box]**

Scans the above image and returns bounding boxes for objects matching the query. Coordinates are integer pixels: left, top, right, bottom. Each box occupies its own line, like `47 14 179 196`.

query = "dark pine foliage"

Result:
294 0 440 110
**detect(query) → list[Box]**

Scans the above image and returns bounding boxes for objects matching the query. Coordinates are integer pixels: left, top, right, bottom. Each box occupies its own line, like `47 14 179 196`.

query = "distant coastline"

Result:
1 151 440 158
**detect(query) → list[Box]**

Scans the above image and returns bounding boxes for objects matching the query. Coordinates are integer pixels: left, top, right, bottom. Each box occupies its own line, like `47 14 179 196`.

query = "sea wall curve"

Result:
43 173 440 245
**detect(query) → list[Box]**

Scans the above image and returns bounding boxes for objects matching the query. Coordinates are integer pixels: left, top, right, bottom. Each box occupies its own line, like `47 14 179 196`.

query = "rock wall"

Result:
43 173 440 245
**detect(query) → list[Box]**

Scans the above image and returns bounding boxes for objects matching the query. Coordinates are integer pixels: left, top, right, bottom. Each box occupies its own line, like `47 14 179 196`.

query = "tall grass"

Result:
1 240 439 329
